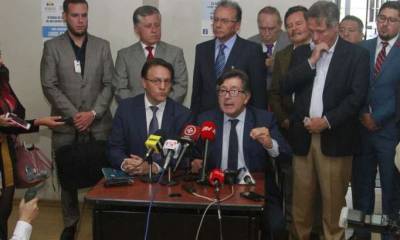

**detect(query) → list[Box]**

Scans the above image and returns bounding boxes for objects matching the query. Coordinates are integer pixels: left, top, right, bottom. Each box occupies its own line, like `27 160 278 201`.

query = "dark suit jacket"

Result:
361 37 400 136
195 106 291 171
190 36 267 116
282 37 370 156
268 44 295 128
108 94 191 169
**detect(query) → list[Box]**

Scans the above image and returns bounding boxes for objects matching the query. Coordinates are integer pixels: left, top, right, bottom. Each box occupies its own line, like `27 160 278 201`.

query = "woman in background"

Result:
0 55 63 239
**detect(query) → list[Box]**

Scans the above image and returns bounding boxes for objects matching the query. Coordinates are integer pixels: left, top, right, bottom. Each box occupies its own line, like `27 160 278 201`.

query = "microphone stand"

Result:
197 140 209 185
160 166 178 186
215 183 224 240
140 155 158 183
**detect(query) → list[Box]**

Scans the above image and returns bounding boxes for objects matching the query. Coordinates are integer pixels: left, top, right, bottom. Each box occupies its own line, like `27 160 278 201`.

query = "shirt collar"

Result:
223 108 246 124
216 34 237 50
378 33 399 48
144 93 166 112
141 42 157 51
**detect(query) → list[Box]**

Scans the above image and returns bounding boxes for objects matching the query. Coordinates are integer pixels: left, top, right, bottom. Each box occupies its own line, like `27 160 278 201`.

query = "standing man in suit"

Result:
352 2 400 240
40 0 114 239
191 69 291 240
281 1 370 240
248 6 290 91
191 0 267 117
268 5 311 230
339 15 364 44
113 5 188 103
109 58 191 174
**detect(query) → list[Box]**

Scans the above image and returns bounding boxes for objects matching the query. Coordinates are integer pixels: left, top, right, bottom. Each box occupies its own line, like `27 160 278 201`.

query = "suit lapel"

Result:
377 36 400 80
155 41 166 59
214 111 224 168
243 108 254 170
82 34 94 84
207 39 217 80
225 36 241 71
132 42 146 67
60 33 80 79
324 38 346 90
135 96 148 141
161 98 174 135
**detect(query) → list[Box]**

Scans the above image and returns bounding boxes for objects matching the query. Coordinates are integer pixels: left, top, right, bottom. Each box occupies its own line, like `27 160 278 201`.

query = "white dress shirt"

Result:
215 34 237 61
144 94 166 133
309 37 338 118
141 42 157 58
374 34 399 62
10 221 32 240
220 109 279 170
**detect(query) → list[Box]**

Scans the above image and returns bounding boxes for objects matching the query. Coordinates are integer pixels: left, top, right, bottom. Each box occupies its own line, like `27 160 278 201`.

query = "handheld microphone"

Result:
173 125 201 172
162 139 182 170
208 168 225 187
144 130 165 160
237 167 256 185
198 121 216 184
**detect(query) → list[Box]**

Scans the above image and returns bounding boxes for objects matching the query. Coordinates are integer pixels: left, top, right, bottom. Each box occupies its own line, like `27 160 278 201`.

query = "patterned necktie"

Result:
148 106 159 135
215 44 226 78
265 43 274 58
145 46 154 60
375 41 389 76
227 119 239 170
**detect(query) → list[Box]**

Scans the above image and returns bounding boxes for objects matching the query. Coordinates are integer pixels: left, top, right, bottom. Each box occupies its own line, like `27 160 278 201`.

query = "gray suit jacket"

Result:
113 41 188 103
40 33 114 149
248 31 290 90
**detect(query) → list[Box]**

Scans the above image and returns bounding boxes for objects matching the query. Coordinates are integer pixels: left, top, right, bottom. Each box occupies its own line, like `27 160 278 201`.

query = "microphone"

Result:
162 139 182 170
173 124 201 172
237 167 256 185
198 121 216 184
144 130 165 160
208 168 225 187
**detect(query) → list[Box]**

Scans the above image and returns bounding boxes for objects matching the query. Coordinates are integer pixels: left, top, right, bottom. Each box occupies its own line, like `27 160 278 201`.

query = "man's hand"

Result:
34 116 65 128
250 127 273 149
304 117 329 134
73 111 95 132
309 42 329 66
191 159 203 174
122 155 156 175
0 114 16 127
19 198 39 224
360 113 379 131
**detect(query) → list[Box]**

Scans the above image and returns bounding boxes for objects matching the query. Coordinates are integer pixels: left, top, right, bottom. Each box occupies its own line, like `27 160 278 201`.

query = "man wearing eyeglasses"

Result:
113 5 188 103
352 2 400 240
191 68 291 240
108 58 191 175
191 0 267 117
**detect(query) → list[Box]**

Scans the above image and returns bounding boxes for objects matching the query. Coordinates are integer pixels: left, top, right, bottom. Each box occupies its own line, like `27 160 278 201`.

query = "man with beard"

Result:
40 0 114 239
353 2 400 240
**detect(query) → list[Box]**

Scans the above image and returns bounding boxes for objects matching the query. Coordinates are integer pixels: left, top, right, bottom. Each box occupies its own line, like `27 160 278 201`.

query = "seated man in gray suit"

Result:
248 6 290 90
40 0 114 239
113 5 188 103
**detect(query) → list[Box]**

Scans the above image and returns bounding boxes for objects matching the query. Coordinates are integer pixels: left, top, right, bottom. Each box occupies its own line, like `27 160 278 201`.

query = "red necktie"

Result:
375 41 389 76
145 46 154 60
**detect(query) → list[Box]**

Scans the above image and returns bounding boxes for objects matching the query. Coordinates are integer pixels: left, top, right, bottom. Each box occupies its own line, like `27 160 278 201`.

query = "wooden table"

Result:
85 173 265 240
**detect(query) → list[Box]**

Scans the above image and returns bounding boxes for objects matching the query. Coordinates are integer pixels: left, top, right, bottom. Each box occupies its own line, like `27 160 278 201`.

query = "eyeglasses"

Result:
377 14 400 24
145 78 172 86
217 88 246 97
213 17 237 25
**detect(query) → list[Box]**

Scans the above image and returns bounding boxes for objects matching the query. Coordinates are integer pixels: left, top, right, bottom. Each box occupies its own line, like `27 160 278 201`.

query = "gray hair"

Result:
307 1 339 28
133 5 160 25
215 0 242 22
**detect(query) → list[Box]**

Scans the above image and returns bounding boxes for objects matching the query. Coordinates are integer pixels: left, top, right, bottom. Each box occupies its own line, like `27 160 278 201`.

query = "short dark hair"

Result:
258 6 282 25
63 0 88 13
215 0 242 22
341 15 364 33
378 1 400 17
133 5 160 25
141 58 174 81
307 1 339 28
284 6 308 28
217 69 250 94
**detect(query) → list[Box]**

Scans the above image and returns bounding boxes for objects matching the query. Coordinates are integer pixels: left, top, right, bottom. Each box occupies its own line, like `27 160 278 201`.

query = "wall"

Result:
0 0 316 199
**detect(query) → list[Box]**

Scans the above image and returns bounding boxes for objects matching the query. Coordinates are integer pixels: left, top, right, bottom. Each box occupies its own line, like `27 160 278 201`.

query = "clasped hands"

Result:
122 154 158 175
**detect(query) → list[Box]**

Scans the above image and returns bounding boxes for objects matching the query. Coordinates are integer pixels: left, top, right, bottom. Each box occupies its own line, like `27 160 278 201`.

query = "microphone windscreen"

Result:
208 168 224 187
200 121 216 141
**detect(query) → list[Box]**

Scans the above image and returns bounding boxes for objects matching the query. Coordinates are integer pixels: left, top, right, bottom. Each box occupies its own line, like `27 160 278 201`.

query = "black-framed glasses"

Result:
377 14 400 24
145 78 172 86
213 17 237 25
217 88 246 97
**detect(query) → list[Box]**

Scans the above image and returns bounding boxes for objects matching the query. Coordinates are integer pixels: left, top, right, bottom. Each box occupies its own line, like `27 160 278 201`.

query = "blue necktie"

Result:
148 106 159 135
228 119 239 170
215 44 226 78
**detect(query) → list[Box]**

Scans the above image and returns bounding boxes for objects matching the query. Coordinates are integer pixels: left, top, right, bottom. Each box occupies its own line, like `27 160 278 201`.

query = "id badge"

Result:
74 60 81 73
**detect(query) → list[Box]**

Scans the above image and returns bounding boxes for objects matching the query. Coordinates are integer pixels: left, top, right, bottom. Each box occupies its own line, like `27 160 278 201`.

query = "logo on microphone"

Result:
183 125 197 136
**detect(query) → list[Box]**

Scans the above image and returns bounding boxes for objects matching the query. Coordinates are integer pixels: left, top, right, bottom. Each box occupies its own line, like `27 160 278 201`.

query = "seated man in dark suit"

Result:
191 69 291 240
108 58 191 175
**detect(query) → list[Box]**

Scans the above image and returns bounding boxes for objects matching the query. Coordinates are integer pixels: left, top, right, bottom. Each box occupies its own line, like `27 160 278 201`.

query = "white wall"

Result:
0 0 316 199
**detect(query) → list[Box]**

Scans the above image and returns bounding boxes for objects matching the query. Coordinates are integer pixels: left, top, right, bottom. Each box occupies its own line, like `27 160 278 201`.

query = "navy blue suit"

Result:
191 36 267 116
196 106 291 239
108 94 191 169
353 37 400 239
